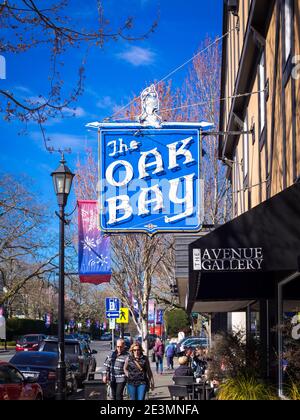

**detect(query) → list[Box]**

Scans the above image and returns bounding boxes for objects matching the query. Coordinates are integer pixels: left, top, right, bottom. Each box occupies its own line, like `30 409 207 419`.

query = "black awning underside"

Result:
188 182 300 312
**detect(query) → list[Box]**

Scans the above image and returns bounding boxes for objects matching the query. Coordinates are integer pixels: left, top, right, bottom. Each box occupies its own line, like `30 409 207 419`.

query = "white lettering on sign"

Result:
167 136 195 170
291 315 300 340
193 249 201 270
165 174 195 223
107 138 141 157
138 148 164 179
106 160 133 187
193 248 264 272
138 185 164 216
107 195 133 225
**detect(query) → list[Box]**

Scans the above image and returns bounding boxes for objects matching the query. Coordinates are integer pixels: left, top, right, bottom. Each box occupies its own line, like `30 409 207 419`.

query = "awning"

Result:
187 182 300 313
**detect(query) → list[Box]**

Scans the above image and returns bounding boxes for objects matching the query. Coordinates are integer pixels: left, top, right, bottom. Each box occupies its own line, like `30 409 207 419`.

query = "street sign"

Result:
98 123 207 235
116 308 129 324
105 297 120 319
109 319 116 330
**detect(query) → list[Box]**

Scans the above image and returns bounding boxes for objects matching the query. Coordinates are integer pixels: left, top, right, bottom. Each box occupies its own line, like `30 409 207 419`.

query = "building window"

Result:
259 52 266 135
284 0 292 63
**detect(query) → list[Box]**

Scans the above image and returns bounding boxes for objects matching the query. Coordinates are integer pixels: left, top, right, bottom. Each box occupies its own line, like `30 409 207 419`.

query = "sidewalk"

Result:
148 370 174 400
148 361 176 400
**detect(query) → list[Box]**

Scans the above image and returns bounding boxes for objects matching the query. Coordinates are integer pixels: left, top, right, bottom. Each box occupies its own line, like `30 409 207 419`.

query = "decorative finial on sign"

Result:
138 84 162 128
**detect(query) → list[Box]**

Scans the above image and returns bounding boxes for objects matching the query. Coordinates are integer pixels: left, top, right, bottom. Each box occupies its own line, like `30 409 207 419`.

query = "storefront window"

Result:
278 274 300 398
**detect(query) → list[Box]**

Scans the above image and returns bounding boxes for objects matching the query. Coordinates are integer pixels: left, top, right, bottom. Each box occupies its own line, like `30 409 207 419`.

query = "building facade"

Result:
219 0 300 216
185 0 300 397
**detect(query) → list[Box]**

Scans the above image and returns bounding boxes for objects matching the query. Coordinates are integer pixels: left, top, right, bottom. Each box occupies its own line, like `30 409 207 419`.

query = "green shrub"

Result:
287 383 300 400
217 375 278 400
164 309 190 336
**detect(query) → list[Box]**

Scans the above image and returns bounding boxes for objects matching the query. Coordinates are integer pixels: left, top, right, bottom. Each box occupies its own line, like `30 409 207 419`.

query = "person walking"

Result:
165 342 176 370
124 342 154 400
103 338 128 400
153 337 165 375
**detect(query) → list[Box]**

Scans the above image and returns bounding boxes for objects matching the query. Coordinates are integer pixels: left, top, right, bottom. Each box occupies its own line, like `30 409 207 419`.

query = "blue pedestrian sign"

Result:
93 122 212 235
106 297 120 319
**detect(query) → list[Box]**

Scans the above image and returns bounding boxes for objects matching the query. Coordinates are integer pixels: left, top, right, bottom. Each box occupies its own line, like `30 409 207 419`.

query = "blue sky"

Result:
0 0 223 210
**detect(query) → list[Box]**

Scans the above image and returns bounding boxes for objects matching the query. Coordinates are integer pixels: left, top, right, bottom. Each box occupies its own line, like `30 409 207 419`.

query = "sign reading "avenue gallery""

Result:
193 248 264 272
98 123 208 235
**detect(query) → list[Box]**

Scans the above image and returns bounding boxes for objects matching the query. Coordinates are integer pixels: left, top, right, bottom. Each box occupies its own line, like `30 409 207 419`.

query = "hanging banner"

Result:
0 308 6 340
69 319 75 329
78 200 111 284
156 309 164 325
44 313 51 328
96 122 210 235
148 299 156 323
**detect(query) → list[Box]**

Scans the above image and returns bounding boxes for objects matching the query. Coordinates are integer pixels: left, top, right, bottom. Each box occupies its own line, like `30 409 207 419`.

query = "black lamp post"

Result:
51 154 74 400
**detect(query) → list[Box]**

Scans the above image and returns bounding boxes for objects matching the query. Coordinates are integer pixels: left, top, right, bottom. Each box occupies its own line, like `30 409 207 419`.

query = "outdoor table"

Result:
192 381 213 400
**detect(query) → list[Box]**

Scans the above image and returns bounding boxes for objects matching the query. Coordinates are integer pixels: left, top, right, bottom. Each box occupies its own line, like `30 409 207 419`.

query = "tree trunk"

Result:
141 315 149 355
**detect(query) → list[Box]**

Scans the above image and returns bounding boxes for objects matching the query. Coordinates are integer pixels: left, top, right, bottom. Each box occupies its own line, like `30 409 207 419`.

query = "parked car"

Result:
16 334 47 352
178 337 209 354
100 333 112 341
9 351 77 399
123 333 133 344
0 361 43 400
80 333 91 344
39 338 97 386
134 334 157 350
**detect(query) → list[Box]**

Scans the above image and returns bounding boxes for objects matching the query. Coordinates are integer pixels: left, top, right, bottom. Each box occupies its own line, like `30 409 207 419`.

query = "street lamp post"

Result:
51 154 75 401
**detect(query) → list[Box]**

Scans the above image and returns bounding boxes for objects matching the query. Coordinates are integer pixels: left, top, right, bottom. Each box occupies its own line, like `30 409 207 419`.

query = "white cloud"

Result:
62 106 87 118
96 96 116 110
15 86 32 94
117 46 156 66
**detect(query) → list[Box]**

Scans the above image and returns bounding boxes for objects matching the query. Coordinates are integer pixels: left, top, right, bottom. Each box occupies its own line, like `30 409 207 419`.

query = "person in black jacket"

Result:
124 342 154 400
173 356 194 380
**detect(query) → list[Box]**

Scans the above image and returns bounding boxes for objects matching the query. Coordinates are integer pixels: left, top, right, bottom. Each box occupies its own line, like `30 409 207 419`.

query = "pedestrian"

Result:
124 342 154 400
165 342 176 370
173 356 194 380
153 337 165 374
184 347 194 367
103 338 128 400
191 347 208 378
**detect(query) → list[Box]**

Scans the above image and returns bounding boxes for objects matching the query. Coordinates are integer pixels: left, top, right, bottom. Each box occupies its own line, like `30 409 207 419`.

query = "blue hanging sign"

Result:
105 297 120 319
95 122 211 235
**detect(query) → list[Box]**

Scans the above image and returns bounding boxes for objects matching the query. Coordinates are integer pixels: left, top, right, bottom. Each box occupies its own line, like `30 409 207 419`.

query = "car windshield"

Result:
19 336 39 343
10 353 57 367
42 342 78 354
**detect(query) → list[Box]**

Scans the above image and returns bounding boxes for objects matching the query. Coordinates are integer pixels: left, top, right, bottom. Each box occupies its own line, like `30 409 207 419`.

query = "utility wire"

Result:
110 89 265 121
107 26 238 121
160 89 266 113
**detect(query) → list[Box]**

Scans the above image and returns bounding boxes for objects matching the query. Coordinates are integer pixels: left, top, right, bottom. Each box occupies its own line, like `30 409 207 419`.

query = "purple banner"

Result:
148 300 156 323
45 313 51 328
78 201 111 285
156 309 164 325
